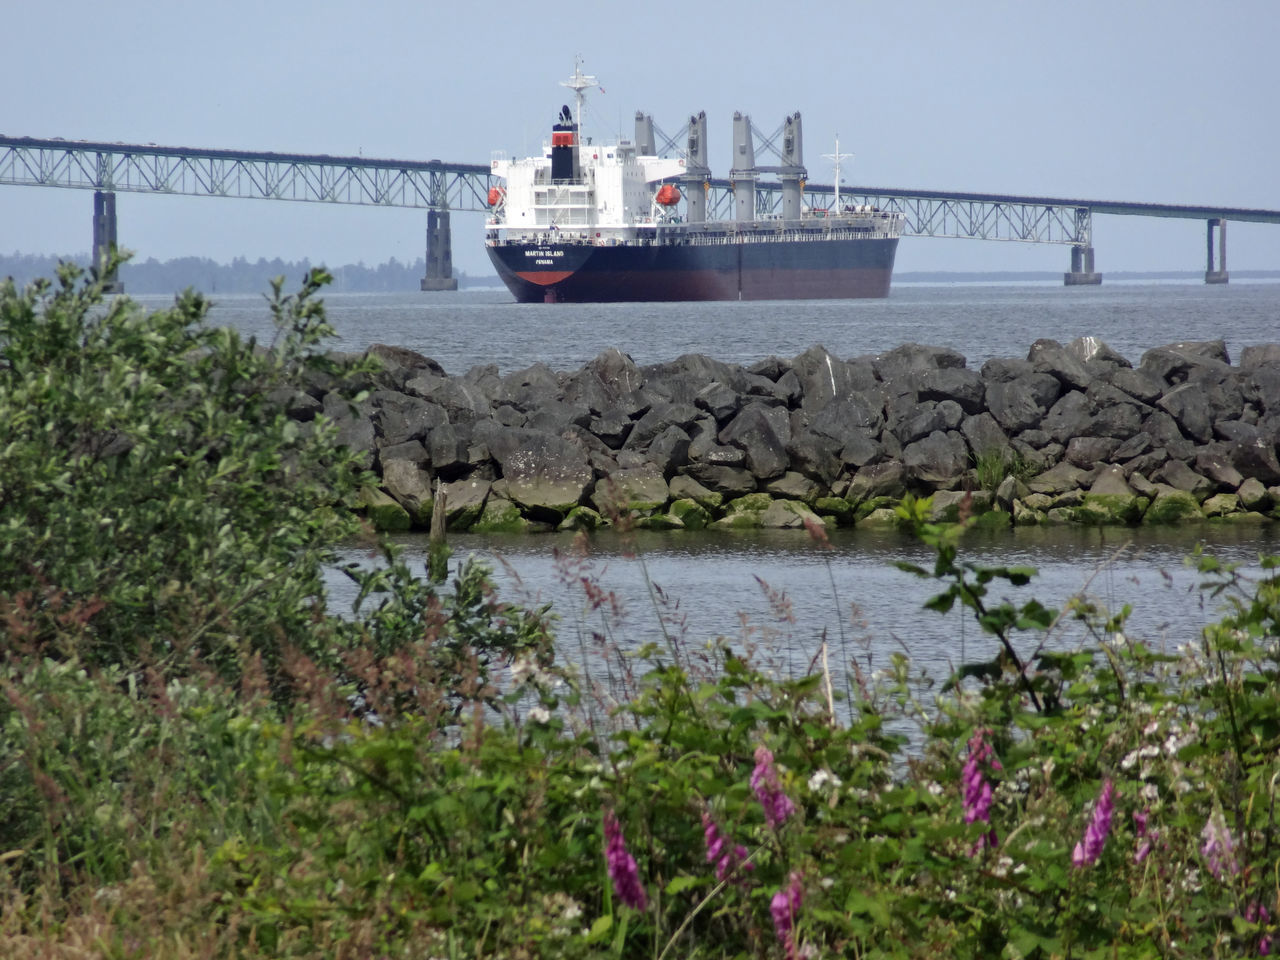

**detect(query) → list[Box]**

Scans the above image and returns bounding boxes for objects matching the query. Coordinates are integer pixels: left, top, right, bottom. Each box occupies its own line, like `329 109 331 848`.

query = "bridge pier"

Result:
1205 218 1229 284
92 190 123 293
420 208 458 292
1063 244 1102 286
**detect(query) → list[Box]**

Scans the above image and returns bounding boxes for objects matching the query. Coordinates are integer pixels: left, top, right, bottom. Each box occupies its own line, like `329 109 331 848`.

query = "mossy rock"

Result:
759 500 823 529
472 497 536 533
1144 489 1204 524
1201 493 1239 518
1216 510 1272 525
669 474 724 511
929 489 995 522
971 508 1012 530
813 496 855 526
669 498 711 531
854 496 900 522
1043 507 1076 525
358 487 412 531
724 492 774 515
1078 493 1149 525
558 506 605 531
636 513 685 531
858 506 902 526
711 510 764 530
1012 500 1046 526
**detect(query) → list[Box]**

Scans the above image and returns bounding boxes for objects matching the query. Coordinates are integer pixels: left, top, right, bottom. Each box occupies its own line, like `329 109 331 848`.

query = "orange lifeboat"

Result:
654 184 681 206
487 186 506 206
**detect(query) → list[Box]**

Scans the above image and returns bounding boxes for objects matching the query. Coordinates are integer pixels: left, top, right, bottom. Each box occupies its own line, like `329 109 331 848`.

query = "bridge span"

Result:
3 134 1278 293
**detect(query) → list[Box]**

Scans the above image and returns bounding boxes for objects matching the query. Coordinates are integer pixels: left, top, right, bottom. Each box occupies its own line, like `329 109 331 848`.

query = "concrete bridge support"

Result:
420 208 458 292
1063 244 1102 286
1205 218 1229 284
92 190 123 293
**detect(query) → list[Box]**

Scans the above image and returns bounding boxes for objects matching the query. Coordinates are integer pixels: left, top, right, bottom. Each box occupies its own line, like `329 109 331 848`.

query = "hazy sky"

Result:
3 0 1278 278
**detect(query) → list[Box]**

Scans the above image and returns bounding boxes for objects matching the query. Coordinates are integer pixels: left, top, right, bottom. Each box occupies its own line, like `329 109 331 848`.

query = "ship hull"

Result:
487 234 900 303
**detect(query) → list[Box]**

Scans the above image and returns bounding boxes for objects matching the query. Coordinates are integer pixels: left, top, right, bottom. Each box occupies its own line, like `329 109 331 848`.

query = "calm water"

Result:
139 278 1280 376
162 280 1280 681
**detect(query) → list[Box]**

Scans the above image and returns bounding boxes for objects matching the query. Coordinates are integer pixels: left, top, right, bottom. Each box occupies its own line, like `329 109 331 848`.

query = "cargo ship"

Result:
484 64 903 303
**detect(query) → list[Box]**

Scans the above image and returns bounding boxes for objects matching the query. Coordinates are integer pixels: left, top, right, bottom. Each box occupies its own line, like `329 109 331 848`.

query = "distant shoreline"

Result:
3 252 1278 293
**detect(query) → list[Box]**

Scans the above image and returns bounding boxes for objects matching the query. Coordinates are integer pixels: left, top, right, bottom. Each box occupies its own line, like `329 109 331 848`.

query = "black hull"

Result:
486 235 900 303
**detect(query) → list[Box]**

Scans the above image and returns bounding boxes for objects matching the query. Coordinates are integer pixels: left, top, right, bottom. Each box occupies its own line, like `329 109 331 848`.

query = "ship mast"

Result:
560 56 598 131
822 136 854 210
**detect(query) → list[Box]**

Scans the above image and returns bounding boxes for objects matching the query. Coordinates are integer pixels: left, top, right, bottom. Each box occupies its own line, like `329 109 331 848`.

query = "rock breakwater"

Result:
301 337 1280 532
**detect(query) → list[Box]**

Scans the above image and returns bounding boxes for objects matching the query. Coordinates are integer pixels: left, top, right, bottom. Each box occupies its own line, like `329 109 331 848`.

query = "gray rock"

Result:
1111 432 1153 461
1156 460 1214 499
1240 344 1280 371
1090 464 1134 496
1110 368 1166 404
1140 342 1232 385
1067 336 1131 368
901 431 969 490
647 425 692 475
1157 383 1214 444
1236 477 1272 511
593 464 670 516
406 374 494 422
1042 391 1096 444
838 428 885 468
625 401 702 450
1230 435 1280 485
378 440 429 466
917 367 987 414
1029 339 1092 390
1027 461 1089 495
719 402 791 479
765 471 821 502
785 429 844 484
961 412 1010 459
427 422 467 476
498 362 563 409
695 381 742 422
846 460 907 501
791 345 879 411
1066 436 1120 468
484 427 594 520
809 392 885 442
524 399 592 435
683 462 759 496
1089 402 1145 440
873 343 967 381
986 378 1047 433
981 357 1036 382
381 460 434 522
365 344 447 391
1194 447 1245 490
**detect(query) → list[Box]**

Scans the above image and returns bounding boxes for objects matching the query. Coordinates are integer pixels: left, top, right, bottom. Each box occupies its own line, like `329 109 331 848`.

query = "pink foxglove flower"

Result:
769 871 804 960
603 809 647 910
962 728 1000 851
1072 779 1115 867
1246 901 1273 956
702 811 753 882
1201 809 1239 880
751 746 796 829
1133 808 1156 864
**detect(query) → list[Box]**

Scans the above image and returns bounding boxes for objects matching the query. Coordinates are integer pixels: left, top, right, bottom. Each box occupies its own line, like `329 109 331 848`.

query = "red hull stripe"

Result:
515 270 575 286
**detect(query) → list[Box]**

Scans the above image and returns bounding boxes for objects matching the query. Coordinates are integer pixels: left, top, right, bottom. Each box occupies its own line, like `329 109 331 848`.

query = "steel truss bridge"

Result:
3 134 1279 290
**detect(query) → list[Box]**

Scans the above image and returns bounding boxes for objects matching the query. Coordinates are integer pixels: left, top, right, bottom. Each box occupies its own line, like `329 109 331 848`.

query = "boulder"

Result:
758 499 824 529
593 465 669 516
497 362 563 410
785 429 843 484
901 431 969 490
845 461 907 502
1144 486 1204 523
405 374 493 423
1027 461 1089 495
790 345 879 411
872 343 966 381
1066 436 1120 468
1041 391 1096 444
1201 493 1240 519
472 497 550 533
810 392 885 441
484 427 594 521
1156 460 1214 501
719 402 791 479
961 412 1011 460
669 474 724 510
683 463 758 497
917 367 987 414
358 486 412 531
1109 368 1166 404
381 460 434 525
439 478 491 530
646 425 692 475
1028 339 1092 390
1090 465 1135 497
1236 477 1272 512
986 378 1048 433
668 498 712 530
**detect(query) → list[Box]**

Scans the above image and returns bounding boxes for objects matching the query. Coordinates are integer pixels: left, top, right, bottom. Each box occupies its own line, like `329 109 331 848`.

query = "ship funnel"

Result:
681 110 710 223
731 111 757 222
551 107 581 182
635 112 656 156
779 111 806 222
